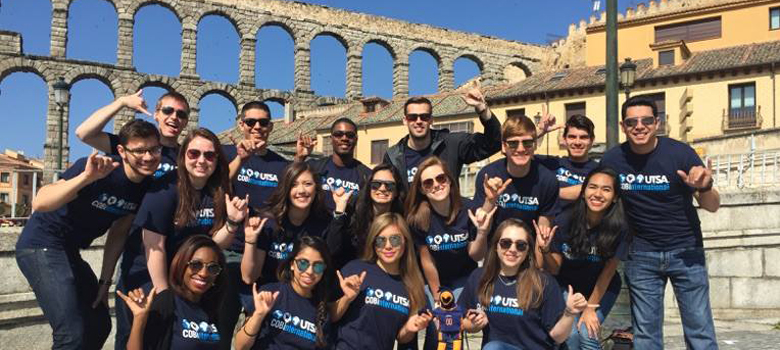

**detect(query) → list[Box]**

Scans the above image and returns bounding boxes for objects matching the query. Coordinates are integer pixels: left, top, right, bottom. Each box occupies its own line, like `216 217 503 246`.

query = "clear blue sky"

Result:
0 0 634 160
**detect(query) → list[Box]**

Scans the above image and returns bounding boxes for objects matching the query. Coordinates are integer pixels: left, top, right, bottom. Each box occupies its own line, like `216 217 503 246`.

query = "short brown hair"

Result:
403 96 432 115
155 91 190 112
501 114 537 141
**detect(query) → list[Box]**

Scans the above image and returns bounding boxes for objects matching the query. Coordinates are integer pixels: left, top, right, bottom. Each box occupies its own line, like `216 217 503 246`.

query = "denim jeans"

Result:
624 247 718 350
482 340 524 350
16 248 111 350
561 288 619 350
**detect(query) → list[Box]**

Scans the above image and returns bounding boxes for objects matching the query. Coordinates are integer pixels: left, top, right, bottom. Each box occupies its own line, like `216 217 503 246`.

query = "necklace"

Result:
498 274 517 286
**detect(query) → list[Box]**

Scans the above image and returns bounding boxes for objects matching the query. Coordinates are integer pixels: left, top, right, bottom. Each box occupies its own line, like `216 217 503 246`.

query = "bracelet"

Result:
697 180 714 193
227 218 243 227
540 246 551 254
563 308 578 317
242 324 259 337
98 279 112 286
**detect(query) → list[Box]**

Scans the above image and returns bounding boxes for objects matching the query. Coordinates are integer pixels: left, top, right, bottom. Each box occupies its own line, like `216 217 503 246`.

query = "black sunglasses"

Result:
405 113 432 122
187 260 223 276
498 239 529 252
623 116 656 128
421 173 448 192
332 131 357 139
370 180 396 192
505 139 535 150
243 118 271 128
160 106 189 120
295 259 326 275
374 234 404 249
186 149 217 162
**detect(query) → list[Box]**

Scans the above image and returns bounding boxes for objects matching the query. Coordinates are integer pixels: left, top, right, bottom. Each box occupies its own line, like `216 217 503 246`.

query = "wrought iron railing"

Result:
706 148 780 190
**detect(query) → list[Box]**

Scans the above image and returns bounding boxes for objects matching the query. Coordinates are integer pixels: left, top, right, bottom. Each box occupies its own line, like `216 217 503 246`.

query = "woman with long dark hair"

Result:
330 213 433 348
119 235 228 350
406 156 492 306
328 163 406 269
234 236 334 349
459 219 589 350
536 166 627 349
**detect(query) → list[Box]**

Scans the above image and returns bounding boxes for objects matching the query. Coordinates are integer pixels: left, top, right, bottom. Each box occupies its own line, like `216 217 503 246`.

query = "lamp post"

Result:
620 58 637 99
605 0 619 149
52 77 69 172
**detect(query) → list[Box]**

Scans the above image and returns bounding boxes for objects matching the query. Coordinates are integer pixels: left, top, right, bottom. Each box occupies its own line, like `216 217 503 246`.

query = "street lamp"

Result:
52 77 69 172
620 58 637 99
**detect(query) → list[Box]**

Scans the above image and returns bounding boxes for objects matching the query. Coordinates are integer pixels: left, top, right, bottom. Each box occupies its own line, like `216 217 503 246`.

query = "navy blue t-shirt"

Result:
459 268 564 349
316 158 366 212
334 260 413 349
252 282 322 349
108 132 178 179
411 207 477 286
404 146 432 184
16 157 150 250
536 155 598 213
223 145 288 208
472 159 558 230
600 137 704 251
133 174 218 260
256 215 332 285
551 209 626 298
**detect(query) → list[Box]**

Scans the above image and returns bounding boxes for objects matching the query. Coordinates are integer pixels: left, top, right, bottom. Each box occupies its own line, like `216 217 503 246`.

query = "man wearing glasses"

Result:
600 96 720 349
383 82 502 192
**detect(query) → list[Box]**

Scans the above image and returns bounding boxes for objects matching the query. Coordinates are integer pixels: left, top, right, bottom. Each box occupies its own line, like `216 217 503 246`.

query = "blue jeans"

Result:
624 247 717 350
16 248 111 350
561 288 619 350
483 340 523 350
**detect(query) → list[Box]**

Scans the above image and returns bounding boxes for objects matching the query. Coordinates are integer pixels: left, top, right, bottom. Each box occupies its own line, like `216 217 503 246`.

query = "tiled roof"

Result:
0 154 41 170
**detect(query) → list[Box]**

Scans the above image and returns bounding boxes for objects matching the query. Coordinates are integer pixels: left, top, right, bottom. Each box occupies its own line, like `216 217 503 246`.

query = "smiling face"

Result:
370 169 396 205
331 121 357 157
496 225 531 271
563 127 593 161
288 170 316 210
502 134 536 168
403 103 432 140
184 136 217 182
240 108 272 143
419 164 450 203
621 105 658 148
291 247 325 292
583 172 617 214
118 136 162 177
374 224 405 267
154 96 189 138
182 247 220 296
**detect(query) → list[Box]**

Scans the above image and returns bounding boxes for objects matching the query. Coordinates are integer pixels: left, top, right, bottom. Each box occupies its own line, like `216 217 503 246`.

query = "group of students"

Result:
15 82 721 350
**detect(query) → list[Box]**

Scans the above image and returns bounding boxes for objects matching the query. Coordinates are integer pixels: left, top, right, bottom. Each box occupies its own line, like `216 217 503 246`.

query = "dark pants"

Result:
114 257 152 350
217 250 246 350
16 247 111 350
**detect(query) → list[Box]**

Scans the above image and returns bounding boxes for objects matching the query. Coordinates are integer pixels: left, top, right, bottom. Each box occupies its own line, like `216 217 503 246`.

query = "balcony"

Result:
723 106 762 131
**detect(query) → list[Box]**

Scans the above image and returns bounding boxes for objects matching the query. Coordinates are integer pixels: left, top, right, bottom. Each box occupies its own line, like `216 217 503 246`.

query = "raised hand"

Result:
566 285 590 315
225 194 250 223
122 90 152 116
244 216 268 244
468 206 497 232
404 310 433 333
677 159 714 191
332 187 353 213
536 104 562 137
252 283 279 317
578 306 601 339
84 150 120 182
532 219 557 252
483 174 513 203
461 79 487 113
116 287 157 317
337 270 366 301
295 132 317 160
231 135 266 160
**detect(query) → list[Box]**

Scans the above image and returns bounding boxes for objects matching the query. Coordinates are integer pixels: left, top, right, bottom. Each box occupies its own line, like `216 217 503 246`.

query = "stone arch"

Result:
408 46 442 65
196 8 242 38
256 21 297 43
66 0 118 13
128 0 185 23
66 0 119 64
364 38 397 60
454 53 485 73
310 30 350 50
64 68 119 97
196 84 239 110
132 2 183 75
0 61 51 84
504 61 532 83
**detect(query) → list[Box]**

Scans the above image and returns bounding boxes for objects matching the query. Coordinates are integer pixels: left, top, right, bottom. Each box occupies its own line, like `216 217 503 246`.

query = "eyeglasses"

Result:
187 260 223 276
186 149 217 162
370 180 396 192
243 118 271 128
125 145 162 157
294 259 327 275
374 234 404 249
623 116 656 128
505 139 535 150
421 173 448 192
405 113 432 122
160 106 189 120
498 239 529 252
332 131 357 139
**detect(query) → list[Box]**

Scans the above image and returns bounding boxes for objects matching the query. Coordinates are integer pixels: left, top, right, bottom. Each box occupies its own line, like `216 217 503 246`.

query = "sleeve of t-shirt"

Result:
133 180 177 236
457 269 480 310
222 144 237 162
142 289 175 349
60 158 88 181
539 274 565 332
411 225 428 246
472 167 488 206
539 174 559 217
107 132 121 155
550 210 572 254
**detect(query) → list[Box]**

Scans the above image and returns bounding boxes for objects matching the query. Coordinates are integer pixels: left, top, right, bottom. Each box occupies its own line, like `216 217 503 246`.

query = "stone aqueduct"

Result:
0 0 552 179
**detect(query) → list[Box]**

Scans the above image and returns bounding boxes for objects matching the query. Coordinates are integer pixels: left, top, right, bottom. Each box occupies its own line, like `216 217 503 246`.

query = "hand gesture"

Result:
225 194 249 223
578 306 601 340
465 309 488 330
404 310 433 333
468 206 497 232
337 270 366 301
295 132 317 160
483 174 512 203
677 159 714 191
565 285 590 315
122 90 152 116
91 283 110 309
532 219 557 252
332 187 353 213
84 150 120 182
536 104 562 136
252 283 279 317
244 216 268 244
117 287 157 317
461 79 487 113
231 135 266 160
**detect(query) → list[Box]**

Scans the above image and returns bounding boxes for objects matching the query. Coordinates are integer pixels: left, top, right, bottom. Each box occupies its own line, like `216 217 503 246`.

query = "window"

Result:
728 83 757 128
655 17 721 43
659 50 675 66
321 137 333 157
0 193 8 203
0 173 8 183
565 102 586 120
771 7 780 30
23 174 29 186
506 108 526 119
371 140 389 164
432 121 473 133
635 93 667 135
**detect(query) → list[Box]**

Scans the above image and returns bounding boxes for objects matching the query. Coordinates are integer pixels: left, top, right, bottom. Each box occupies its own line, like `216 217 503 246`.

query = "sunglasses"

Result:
160 106 189 120
370 180 396 192
187 259 223 276
374 234 404 249
623 116 656 128
505 139 535 150
125 145 162 157
405 113 432 122
498 239 529 252
243 118 271 128
421 173 448 192
186 149 217 162
294 259 327 275
332 131 357 139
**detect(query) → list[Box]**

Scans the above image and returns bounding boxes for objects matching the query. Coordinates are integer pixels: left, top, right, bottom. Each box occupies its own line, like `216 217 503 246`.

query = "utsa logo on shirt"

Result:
91 193 138 215
181 318 220 342
321 177 360 192
407 167 419 183
270 309 317 342
425 232 469 251
154 162 176 178
365 287 410 314
497 193 540 211
480 295 524 316
556 168 585 185
238 167 280 187
618 173 670 191
560 243 602 262
195 208 214 226
269 242 294 260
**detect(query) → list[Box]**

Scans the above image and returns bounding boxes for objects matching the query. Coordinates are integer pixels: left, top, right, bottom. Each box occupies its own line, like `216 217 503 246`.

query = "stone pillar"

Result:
294 41 312 94
44 84 70 182
345 49 362 100
438 60 455 92
50 2 68 58
180 22 198 78
113 108 137 133
117 16 134 68
481 62 504 86
239 36 256 87
392 57 409 98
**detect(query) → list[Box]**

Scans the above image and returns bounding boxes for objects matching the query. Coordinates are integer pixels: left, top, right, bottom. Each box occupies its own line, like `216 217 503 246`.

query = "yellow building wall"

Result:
586 2 780 66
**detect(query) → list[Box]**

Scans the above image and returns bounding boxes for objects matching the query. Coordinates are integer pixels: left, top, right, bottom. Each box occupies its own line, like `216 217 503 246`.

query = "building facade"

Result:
0 150 43 218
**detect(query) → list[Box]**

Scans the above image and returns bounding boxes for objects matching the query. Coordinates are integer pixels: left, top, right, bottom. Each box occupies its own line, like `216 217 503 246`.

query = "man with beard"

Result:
383 81 502 192
16 120 161 350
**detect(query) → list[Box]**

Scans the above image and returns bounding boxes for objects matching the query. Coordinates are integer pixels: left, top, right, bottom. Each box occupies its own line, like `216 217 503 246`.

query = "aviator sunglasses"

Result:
498 239 529 252
243 118 272 128
374 234 404 249
160 106 189 120
421 173 448 192
187 260 223 276
505 139 535 150
295 259 327 275
370 180 396 192
186 149 217 162
623 116 656 128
